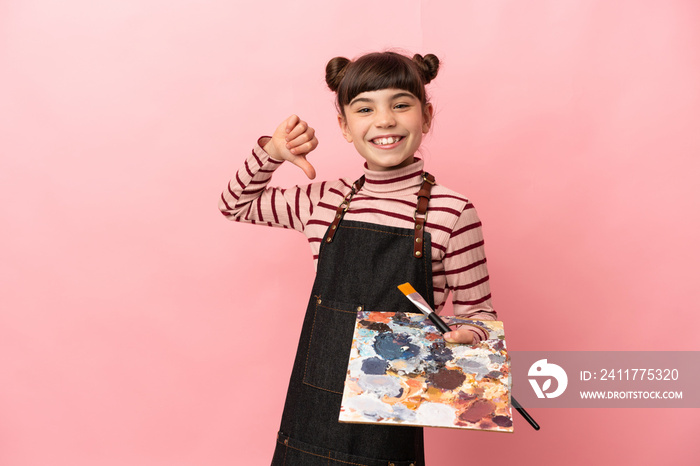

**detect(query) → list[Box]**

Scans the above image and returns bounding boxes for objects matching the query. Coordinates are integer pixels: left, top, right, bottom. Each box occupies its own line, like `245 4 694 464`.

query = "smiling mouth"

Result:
371 136 404 146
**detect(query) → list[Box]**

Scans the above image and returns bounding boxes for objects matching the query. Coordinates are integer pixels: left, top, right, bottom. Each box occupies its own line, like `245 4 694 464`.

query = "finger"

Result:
290 155 316 180
289 138 318 156
444 328 475 345
285 114 300 134
287 128 316 149
285 120 308 141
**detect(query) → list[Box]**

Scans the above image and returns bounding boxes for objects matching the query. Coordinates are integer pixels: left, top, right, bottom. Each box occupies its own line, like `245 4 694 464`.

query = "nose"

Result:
374 107 396 128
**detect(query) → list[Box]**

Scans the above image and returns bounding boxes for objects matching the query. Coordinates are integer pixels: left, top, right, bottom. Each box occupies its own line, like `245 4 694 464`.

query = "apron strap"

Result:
324 176 365 244
413 172 435 258
324 171 436 259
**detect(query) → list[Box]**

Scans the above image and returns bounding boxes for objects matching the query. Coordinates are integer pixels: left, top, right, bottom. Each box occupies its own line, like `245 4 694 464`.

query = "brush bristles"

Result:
397 282 417 295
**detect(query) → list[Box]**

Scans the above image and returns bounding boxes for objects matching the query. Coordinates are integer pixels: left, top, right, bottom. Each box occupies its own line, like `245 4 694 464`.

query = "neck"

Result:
360 158 425 195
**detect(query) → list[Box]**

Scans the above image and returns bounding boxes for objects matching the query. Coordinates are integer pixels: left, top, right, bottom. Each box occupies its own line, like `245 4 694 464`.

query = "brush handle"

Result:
428 313 452 334
512 396 540 430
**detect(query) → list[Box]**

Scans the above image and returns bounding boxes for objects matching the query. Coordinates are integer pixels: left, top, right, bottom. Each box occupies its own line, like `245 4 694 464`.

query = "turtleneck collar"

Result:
360 158 426 196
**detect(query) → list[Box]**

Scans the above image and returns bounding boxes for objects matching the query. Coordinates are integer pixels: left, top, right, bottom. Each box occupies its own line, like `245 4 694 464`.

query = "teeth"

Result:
373 136 401 145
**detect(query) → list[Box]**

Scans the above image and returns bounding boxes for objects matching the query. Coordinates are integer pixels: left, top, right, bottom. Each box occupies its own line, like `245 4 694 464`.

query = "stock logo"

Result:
528 359 568 398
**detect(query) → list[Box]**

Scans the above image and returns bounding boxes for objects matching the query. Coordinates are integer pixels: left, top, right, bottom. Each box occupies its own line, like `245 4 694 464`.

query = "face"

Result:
338 88 433 171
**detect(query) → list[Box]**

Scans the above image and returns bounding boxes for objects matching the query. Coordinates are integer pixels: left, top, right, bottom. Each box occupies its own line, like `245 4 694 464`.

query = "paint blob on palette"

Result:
339 311 512 433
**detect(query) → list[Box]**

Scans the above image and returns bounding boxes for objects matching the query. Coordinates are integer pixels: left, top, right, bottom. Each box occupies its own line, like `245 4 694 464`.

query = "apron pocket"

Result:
303 298 361 394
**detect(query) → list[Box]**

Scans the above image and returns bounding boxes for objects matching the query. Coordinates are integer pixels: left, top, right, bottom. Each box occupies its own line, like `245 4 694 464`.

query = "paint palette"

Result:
339 311 513 432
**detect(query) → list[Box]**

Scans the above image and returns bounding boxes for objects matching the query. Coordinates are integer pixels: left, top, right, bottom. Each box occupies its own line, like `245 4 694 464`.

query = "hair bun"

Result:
325 57 351 92
412 53 440 84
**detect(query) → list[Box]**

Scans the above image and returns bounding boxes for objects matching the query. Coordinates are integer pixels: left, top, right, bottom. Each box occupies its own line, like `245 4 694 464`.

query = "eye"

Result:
356 107 372 114
394 103 410 109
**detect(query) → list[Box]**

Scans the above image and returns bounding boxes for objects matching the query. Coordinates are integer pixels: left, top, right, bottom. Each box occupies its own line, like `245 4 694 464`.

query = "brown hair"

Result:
325 51 440 116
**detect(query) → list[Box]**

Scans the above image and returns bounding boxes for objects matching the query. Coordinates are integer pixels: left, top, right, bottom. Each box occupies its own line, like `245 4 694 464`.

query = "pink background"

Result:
2 1 699 465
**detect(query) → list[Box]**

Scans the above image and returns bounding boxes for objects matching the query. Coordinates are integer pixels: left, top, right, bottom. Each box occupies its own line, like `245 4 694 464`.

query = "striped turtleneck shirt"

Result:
219 140 497 342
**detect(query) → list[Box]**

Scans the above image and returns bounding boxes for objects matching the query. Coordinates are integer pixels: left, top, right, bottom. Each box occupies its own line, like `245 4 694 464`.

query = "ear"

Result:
422 103 434 133
337 114 353 142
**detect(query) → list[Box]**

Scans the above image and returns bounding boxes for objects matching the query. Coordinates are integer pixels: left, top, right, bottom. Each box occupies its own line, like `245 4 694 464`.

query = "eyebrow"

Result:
349 92 417 106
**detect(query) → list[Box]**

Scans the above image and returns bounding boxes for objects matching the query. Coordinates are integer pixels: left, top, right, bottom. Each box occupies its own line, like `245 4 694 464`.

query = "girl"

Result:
219 51 496 466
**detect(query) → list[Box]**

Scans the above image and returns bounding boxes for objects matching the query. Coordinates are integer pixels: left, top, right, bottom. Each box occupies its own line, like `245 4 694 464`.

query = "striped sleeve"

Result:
444 203 497 343
218 138 317 232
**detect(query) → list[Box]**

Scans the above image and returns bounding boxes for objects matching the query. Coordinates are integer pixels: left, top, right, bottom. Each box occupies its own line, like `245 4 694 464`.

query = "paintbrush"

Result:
396 282 541 431
397 282 452 333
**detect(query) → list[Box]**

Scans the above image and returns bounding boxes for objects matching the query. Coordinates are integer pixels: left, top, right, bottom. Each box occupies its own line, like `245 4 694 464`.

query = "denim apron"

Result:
271 174 435 466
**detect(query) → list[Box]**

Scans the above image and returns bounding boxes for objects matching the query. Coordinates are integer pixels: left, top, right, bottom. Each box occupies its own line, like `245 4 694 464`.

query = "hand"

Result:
263 115 318 179
444 326 476 345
